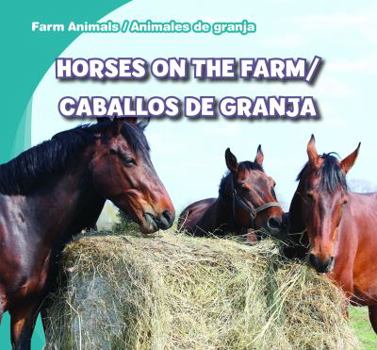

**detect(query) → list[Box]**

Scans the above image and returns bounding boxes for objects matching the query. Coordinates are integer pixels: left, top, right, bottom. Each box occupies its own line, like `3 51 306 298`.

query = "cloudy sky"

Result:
32 0 377 213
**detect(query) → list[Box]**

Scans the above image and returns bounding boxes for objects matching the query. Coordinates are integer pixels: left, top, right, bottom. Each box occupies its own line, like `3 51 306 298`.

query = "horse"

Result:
178 146 283 241
0 117 175 349
285 134 377 332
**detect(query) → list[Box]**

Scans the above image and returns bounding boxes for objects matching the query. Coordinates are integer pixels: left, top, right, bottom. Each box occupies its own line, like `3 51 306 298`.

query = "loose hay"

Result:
44 230 359 350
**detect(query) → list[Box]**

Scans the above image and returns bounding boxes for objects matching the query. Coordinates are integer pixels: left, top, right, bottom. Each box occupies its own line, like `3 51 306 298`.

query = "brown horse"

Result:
286 135 377 332
178 146 283 240
0 118 175 349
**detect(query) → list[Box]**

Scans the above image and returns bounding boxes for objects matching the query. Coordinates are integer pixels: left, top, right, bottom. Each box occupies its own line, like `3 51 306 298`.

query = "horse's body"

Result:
180 197 236 236
180 198 219 235
286 135 377 332
0 118 174 349
179 147 283 239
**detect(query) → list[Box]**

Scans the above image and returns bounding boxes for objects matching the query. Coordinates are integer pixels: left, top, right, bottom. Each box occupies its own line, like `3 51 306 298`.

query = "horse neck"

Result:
288 182 306 233
25 148 102 244
217 181 240 232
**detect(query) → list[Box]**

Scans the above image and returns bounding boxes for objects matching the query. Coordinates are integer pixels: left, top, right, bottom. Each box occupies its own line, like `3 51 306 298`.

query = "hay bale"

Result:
44 231 358 350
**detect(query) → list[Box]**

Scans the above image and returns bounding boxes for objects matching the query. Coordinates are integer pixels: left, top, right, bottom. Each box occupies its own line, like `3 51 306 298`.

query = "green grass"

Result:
350 307 377 349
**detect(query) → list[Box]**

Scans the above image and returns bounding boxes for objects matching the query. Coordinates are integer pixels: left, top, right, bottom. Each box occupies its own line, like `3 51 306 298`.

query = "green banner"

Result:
0 1 131 348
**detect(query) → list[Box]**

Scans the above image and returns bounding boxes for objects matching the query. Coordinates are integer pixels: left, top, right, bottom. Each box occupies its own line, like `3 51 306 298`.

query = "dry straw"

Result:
44 226 358 350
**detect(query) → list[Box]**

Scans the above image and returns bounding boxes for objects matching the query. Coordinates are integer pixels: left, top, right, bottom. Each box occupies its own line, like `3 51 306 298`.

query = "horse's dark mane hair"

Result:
297 153 348 193
0 121 149 195
219 161 264 198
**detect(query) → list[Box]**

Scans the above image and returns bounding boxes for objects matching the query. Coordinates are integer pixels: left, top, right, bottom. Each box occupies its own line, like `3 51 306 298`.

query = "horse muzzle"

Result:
309 254 335 273
143 210 175 233
266 216 283 235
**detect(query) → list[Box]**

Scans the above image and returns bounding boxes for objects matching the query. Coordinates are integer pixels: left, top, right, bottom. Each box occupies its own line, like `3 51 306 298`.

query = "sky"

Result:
32 0 377 215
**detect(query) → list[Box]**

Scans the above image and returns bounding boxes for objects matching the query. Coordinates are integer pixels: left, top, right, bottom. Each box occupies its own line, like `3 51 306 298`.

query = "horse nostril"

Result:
164 210 175 223
328 256 335 271
157 210 174 230
267 217 282 231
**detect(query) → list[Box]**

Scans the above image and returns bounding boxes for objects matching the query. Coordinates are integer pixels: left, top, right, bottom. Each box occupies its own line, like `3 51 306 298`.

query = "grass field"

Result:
350 307 377 349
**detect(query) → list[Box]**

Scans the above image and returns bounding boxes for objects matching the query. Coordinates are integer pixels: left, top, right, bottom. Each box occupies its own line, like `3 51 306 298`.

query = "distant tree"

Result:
348 179 377 193
112 210 141 235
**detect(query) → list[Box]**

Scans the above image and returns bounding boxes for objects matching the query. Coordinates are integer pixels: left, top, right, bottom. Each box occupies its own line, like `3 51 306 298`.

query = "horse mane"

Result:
0 121 149 195
219 161 264 198
297 153 348 193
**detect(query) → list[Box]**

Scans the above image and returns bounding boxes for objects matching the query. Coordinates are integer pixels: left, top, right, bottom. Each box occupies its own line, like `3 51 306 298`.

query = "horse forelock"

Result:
297 153 348 193
219 161 264 198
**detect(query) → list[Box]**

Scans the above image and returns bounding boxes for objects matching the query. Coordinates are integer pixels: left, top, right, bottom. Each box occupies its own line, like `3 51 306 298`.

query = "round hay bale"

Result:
43 231 359 350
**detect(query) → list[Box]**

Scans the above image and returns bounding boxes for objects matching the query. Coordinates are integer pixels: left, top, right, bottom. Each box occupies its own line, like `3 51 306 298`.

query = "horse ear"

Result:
124 117 137 124
340 143 361 174
307 134 319 167
109 118 125 135
255 145 264 166
137 117 150 131
121 117 149 131
225 148 238 172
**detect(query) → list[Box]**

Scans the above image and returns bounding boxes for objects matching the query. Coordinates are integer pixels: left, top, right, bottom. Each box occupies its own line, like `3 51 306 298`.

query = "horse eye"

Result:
122 157 136 166
116 152 136 166
240 183 249 191
109 148 136 166
271 188 276 197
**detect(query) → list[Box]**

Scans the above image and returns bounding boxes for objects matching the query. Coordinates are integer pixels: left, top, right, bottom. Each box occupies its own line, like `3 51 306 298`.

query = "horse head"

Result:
223 146 283 236
90 117 175 233
296 135 360 273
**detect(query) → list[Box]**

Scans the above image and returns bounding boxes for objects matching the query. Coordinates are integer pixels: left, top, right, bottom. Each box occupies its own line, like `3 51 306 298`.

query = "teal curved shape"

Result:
0 0 131 162
0 1 132 348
